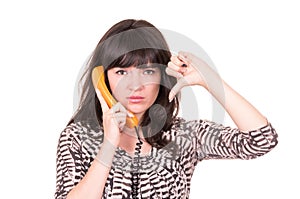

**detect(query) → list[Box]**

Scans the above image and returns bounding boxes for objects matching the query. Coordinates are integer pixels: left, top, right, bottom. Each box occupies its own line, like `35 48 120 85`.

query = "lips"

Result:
127 96 144 103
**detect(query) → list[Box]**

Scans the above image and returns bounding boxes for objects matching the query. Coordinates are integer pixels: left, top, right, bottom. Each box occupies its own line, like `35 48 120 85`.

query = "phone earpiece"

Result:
92 66 139 128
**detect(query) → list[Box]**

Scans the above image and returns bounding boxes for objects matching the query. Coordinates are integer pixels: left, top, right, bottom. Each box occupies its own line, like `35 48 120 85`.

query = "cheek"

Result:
108 70 125 91
148 84 160 101
109 80 126 101
107 74 125 101
147 75 161 99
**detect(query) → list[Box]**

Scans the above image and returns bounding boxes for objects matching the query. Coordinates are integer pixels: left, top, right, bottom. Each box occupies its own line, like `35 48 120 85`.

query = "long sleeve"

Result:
192 119 278 161
55 123 85 199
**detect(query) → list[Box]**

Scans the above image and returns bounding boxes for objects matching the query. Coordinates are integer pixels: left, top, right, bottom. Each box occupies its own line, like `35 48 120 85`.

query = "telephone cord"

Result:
131 126 143 199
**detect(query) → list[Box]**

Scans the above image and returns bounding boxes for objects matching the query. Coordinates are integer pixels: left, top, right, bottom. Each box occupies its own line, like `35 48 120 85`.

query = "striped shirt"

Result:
55 117 278 198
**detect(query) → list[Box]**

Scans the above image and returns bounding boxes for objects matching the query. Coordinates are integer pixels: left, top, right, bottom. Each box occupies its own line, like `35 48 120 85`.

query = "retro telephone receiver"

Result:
91 65 139 128
91 65 142 198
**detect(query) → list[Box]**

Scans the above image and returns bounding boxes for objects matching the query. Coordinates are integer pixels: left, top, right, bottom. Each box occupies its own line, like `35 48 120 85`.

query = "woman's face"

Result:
107 65 161 119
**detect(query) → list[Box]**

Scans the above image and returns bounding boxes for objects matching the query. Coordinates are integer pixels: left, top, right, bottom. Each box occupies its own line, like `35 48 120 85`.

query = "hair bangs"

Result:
108 48 167 69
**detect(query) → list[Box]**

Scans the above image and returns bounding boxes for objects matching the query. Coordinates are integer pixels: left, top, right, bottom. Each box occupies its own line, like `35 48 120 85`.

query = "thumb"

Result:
169 77 189 102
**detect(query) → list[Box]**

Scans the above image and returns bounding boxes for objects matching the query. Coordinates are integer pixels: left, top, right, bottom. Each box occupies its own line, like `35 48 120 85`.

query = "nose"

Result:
128 72 144 91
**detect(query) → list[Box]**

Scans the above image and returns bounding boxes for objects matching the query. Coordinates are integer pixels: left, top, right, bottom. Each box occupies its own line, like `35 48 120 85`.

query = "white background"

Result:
0 0 299 198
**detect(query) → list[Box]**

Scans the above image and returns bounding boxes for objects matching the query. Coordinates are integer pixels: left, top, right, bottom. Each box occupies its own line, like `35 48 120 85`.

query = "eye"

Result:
115 70 128 75
143 69 156 75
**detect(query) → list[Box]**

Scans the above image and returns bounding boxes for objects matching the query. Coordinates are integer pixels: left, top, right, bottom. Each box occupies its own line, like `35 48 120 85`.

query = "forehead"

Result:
107 47 168 70
112 62 163 69
111 65 161 72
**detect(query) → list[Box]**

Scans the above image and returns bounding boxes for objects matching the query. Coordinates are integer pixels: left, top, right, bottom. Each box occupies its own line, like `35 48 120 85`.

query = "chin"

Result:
127 106 147 115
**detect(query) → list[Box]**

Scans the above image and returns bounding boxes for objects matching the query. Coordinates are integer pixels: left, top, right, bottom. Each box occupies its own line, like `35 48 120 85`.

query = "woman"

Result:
55 19 278 199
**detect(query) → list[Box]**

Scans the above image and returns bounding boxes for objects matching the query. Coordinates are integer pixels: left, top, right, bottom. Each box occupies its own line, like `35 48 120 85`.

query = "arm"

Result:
168 51 268 131
67 160 110 199
65 81 128 198
69 83 131 197
207 77 267 131
167 51 278 160
66 140 115 199
55 124 115 199
191 119 278 160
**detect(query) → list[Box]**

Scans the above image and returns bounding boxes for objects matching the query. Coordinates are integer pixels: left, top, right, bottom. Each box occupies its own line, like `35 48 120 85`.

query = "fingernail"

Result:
181 63 187 67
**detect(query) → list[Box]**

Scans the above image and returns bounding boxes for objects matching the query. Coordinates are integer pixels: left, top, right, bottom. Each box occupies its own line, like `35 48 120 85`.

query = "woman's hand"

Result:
95 89 127 147
166 51 218 102
167 51 268 131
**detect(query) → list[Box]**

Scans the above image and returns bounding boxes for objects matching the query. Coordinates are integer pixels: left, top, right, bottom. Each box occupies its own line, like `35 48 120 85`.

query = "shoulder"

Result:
170 117 208 132
58 121 104 149
163 117 209 142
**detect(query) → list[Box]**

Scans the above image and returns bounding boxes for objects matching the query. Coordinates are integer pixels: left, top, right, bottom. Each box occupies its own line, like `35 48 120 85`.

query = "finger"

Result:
111 111 127 130
168 61 187 75
95 88 110 112
112 102 133 118
170 55 188 69
178 51 193 65
170 55 185 66
112 102 125 113
169 78 189 102
167 61 181 71
114 112 127 125
179 51 211 73
165 67 183 79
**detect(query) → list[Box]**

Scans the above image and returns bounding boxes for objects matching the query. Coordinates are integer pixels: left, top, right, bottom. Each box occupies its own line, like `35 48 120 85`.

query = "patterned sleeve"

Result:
55 123 85 199
192 120 278 160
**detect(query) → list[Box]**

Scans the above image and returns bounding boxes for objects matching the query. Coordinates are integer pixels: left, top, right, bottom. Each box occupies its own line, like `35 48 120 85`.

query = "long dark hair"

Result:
69 19 179 148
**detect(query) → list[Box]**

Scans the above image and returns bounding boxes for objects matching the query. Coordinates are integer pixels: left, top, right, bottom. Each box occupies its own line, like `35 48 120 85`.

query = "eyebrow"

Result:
136 63 160 69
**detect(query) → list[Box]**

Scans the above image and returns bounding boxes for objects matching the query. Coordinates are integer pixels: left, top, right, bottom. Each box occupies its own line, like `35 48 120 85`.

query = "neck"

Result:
118 127 152 155
121 127 146 142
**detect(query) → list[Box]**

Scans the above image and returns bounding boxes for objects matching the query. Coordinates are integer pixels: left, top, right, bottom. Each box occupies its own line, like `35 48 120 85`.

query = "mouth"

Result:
127 96 145 103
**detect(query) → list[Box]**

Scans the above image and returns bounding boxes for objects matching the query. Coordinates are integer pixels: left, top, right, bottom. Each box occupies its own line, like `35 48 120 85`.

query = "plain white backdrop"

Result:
0 0 299 198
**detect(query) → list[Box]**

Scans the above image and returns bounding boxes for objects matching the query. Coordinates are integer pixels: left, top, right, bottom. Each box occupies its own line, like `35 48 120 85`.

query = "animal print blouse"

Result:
55 117 278 198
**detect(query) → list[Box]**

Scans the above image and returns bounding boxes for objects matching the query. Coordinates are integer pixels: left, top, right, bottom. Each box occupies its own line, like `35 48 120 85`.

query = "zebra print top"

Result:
55 117 278 199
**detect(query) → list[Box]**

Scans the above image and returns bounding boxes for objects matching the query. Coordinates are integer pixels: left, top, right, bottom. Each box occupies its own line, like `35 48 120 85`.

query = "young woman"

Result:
55 19 278 199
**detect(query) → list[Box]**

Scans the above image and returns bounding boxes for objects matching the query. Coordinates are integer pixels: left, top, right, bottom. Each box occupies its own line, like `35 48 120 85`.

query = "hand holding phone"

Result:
92 66 139 129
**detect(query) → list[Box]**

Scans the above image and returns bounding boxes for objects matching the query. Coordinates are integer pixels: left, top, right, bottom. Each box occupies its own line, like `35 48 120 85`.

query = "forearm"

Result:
67 161 109 199
205 72 267 131
67 139 116 199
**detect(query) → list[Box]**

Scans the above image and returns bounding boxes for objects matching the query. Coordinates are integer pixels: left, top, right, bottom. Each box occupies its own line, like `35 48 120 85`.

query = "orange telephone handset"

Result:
92 66 139 128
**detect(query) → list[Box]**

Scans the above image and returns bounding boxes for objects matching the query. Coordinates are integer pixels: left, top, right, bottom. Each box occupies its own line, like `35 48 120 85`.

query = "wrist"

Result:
105 136 120 148
201 70 223 93
94 137 117 167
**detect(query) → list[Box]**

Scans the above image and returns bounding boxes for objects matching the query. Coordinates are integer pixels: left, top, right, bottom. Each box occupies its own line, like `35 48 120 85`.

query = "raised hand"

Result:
166 51 217 102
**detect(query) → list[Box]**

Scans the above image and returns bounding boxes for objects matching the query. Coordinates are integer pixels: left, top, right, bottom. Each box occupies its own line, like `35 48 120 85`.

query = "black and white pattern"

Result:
55 117 278 198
